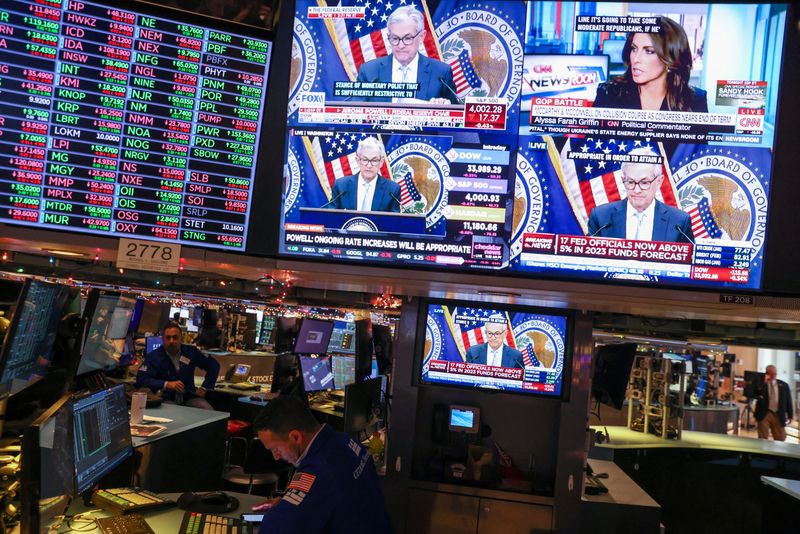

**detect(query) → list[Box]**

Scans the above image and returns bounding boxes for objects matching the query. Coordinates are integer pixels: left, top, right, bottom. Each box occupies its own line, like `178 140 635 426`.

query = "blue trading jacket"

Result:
259 425 393 533
135 345 219 401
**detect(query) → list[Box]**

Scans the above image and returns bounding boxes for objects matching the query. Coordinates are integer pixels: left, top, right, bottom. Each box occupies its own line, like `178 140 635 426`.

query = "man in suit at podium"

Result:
755 364 793 441
355 6 458 104
465 323 524 368
328 137 401 212
587 148 693 243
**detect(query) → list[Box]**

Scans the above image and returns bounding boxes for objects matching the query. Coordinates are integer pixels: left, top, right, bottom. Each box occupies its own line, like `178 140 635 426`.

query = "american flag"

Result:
559 138 679 232
398 171 420 208
687 197 722 239
288 472 316 493
520 343 541 367
327 0 442 79
449 49 481 96
307 132 392 192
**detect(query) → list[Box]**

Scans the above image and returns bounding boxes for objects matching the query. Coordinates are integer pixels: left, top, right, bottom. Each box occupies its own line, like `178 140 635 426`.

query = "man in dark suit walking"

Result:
328 137 401 213
466 323 524 368
755 365 794 441
355 6 458 104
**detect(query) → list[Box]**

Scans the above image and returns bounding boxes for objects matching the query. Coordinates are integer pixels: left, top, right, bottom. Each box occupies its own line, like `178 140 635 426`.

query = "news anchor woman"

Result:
593 16 708 112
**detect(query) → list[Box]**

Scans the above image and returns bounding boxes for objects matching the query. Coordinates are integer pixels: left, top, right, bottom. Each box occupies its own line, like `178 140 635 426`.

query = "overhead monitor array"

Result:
0 0 272 250
277 1 787 291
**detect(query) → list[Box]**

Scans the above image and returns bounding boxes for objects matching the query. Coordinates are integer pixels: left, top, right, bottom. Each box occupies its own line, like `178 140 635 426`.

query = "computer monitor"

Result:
448 405 480 434
371 323 393 374
76 291 137 376
258 315 275 346
192 307 204 328
273 317 298 353
743 370 765 399
0 279 71 396
136 301 171 335
243 312 258 350
294 319 335 355
354 319 374 382
592 343 638 410
270 352 299 394
73 384 133 495
20 394 74 534
663 353 693 374
331 355 356 389
127 300 144 335
344 377 383 436
327 321 356 355
145 336 163 354
299 355 335 392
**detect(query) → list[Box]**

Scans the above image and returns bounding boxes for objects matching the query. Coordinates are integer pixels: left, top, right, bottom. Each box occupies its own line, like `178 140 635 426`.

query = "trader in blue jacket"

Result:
250 395 393 533
136 322 220 410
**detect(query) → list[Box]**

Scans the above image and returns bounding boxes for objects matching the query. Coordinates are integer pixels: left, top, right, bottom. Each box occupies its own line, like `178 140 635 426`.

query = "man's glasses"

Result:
622 176 659 191
486 331 505 338
358 156 382 166
388 31 422 46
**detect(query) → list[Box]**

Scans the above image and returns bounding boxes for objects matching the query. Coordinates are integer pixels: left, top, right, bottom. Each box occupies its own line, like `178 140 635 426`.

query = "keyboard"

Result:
96 513 155 534
93 487 176 514
229 382 260 391
179 511 251 534
584 474 609 495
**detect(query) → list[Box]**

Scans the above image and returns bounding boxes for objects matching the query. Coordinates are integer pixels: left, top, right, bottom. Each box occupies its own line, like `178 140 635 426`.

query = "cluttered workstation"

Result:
2 0 800 532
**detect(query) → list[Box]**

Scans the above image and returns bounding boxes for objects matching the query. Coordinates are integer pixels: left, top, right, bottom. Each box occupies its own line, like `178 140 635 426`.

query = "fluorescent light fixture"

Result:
44 249 86 257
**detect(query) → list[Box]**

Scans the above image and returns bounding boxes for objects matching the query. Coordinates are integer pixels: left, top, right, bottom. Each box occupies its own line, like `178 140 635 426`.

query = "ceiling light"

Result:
44 249 86 257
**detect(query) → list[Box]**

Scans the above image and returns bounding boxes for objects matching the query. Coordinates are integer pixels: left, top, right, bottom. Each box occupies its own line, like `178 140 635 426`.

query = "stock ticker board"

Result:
0 0 272 250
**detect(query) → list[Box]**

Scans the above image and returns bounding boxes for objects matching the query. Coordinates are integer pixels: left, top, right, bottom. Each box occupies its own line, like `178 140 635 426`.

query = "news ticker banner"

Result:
287 0 525 133
0 0 272 250
281 130 517 269
422 304 567 395
508 137 770 289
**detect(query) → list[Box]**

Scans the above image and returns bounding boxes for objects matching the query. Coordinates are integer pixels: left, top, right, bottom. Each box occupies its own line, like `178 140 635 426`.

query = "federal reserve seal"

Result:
672 146 769 264
289 16 319 118
283 143 302 216
342 217 378 233
423 314 444 374
512 318 565 379
388 137 451 229
434 3 524 114
510 149 547 262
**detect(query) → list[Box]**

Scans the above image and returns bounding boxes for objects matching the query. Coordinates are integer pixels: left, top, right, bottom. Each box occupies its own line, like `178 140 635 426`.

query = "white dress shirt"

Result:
769 380 779 412
357 174 377 212
626 200 656 240
392 54 419 103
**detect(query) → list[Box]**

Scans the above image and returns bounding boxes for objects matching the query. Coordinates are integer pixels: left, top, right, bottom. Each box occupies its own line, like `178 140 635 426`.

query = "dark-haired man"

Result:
251 395 393 533
136 322 220 410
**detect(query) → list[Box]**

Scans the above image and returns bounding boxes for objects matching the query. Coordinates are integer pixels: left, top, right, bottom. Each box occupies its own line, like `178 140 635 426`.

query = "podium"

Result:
299 207 427 234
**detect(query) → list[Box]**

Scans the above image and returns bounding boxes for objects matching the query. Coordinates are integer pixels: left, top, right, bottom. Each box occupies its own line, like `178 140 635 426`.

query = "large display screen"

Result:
278 1 787 291
419 301 570 397
0 0 272 250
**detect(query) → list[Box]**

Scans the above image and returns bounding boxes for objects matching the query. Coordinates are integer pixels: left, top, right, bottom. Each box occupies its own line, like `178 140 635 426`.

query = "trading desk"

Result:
10 491 265 534
590 426 800 533
134 404 229 492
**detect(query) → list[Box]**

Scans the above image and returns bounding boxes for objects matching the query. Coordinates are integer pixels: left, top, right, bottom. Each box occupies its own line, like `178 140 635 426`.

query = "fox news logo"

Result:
299 92 325 108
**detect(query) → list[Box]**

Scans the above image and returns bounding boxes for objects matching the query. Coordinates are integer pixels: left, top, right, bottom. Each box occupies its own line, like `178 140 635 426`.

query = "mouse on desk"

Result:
200 491 232 506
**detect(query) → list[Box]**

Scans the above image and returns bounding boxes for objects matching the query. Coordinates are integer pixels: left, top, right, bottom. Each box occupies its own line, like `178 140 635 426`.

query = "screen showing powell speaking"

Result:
510 2 785 290
420 302 569 397
280 1 526 270
0 0 272 250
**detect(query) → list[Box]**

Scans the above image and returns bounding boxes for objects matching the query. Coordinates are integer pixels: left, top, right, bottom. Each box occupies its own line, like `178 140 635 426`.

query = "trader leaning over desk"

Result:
250 395 393 533
136 322 220 410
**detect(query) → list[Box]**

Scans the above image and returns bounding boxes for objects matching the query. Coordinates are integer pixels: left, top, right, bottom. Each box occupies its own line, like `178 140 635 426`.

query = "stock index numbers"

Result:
0 0 272 250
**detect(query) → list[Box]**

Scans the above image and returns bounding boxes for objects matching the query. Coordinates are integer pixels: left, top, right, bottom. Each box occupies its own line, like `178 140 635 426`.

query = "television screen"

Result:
592 343 638 410
419 301 571 397
299 355 334 392
511 2 785 290
331 354 356 389
294 318 334 354
77 292 137 375
145 335 162 354
0 280 71 396
0 0 273 251
277 1 788 292
327 321 356 354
